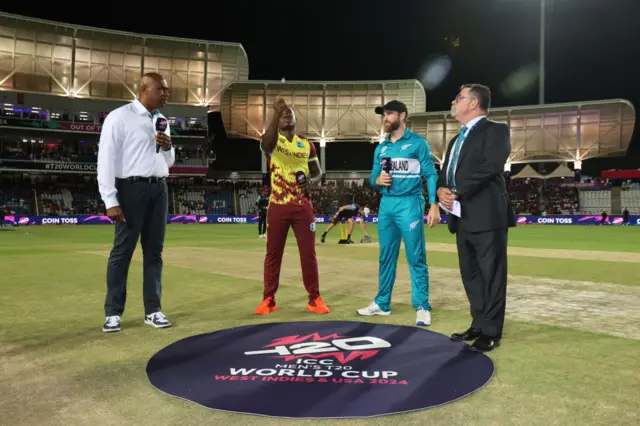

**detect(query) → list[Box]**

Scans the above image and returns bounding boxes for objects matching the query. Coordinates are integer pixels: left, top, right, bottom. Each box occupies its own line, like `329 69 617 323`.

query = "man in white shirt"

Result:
98 72 175 333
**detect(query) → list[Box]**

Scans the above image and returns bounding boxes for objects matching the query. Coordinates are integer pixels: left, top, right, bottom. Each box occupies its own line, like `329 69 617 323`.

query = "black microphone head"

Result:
381 157 392 173
295 171 308 186
155 117 168 132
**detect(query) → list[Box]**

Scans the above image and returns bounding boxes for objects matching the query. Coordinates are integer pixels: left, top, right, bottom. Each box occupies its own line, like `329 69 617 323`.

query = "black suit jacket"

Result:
437 117 516 234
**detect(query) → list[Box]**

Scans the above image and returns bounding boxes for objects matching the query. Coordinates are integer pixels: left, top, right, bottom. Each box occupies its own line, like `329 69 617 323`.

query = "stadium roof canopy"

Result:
0 12 248 107
219 79 426 142
407 99 636 166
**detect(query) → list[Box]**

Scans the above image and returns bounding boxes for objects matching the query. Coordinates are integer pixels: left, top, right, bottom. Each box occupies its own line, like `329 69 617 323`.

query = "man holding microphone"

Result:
98 72 174 333
357 100 440 326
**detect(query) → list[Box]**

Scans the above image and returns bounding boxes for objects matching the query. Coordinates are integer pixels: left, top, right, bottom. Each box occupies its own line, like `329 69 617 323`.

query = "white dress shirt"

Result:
446 115 486 182
97 98 175 209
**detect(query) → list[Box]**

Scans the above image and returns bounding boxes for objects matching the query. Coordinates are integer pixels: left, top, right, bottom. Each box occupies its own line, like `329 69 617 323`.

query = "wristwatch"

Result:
451 187 458 196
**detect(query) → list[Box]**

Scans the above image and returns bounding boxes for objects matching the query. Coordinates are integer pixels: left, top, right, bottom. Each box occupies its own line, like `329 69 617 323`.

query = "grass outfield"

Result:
1 224 639 425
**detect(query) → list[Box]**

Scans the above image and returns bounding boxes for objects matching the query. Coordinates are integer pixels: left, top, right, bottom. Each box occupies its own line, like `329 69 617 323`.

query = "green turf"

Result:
2 223 639 252
1 224 639 425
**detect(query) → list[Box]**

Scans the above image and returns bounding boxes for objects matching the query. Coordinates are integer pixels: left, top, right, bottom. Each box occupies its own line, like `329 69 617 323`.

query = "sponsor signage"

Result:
515 215 638 225
2 214 638 226
0 117 102 132
0 159 97 172
0 160 207 176
145 321 494 418
0 116 205 137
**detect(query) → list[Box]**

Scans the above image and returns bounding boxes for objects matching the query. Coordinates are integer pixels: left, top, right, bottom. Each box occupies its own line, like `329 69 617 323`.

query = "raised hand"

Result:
273 96 287 116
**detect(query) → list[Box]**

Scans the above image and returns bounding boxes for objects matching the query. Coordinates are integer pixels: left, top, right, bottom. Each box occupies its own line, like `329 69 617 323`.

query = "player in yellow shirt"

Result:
255 97 330 315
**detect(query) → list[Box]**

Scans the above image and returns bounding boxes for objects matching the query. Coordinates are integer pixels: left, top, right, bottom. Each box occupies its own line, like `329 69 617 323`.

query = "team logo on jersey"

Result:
401 144 412 151
297 141 304 148
310 222 316 232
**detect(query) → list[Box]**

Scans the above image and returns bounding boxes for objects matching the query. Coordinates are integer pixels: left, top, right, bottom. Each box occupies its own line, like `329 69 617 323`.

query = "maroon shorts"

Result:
263 201 319 301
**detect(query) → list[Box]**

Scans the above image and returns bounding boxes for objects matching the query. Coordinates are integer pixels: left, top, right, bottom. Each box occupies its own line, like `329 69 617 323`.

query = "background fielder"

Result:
256 187 269 238
320 201 361 243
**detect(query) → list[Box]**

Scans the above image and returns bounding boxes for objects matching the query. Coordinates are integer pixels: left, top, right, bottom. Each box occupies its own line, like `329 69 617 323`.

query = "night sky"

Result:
3 0 639 171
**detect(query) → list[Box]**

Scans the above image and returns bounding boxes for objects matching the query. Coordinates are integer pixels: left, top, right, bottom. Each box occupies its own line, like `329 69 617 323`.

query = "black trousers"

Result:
104 177 168 317
456 227 508 338
258 211 267 235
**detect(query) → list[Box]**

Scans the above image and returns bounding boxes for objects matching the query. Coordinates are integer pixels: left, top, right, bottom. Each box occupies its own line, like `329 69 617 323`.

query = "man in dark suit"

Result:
437 84 516 352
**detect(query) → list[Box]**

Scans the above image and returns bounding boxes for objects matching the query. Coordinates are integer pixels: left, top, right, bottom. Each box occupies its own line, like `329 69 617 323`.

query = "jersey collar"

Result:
133 98 160 118
382 128 412 145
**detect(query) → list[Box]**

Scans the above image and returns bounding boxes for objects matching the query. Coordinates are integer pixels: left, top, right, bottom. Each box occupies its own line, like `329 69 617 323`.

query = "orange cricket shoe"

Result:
307 296 330 314
255 296 277 315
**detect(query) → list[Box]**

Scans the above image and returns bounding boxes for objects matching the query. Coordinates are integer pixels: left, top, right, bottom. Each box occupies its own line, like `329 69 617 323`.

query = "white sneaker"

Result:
144 312 171 328
103 315 121 332
416 308 431 326
356 302 390 316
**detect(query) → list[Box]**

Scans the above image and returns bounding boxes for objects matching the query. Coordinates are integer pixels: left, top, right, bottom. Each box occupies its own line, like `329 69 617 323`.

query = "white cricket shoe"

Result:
416 308 431 326
144 311 171 328
103 315 121 333
356 302 390 316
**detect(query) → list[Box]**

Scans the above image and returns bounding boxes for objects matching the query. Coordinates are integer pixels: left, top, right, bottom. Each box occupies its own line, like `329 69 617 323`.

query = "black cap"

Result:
375 100 408 115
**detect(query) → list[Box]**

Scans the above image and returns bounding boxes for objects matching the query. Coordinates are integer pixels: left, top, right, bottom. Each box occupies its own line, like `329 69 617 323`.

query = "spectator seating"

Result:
11 174 640 218
621 188 640 214
40 188 74 215
204 189 233 215
174 188 233 215
175 190 207 215
579 189 612 214
71 190 105 215
238 187 260 215
0 187 31 214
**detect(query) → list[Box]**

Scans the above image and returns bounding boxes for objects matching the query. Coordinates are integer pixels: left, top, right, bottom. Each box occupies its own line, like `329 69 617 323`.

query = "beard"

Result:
383 120 400 133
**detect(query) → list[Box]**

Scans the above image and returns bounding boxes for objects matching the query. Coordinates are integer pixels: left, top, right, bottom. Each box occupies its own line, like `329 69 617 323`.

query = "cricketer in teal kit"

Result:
357 100 440 326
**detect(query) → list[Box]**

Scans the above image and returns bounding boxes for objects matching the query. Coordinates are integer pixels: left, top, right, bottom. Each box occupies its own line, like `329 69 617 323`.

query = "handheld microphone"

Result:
381 157 392 193
295 171 308 186
155 118 168 153
295 171 310 198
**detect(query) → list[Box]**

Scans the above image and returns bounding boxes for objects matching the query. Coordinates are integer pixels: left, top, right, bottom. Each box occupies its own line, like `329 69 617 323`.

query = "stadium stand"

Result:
40 188 73 215
620 184 640 214
172 185 234 216
237 185 261 215
0 187 30 214
0 138 207 167
579 188 612 215
506 178 580 215
0 12 636 224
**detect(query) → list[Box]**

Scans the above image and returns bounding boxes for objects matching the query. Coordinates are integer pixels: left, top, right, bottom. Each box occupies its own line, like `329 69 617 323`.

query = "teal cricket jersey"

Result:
369 129 438 203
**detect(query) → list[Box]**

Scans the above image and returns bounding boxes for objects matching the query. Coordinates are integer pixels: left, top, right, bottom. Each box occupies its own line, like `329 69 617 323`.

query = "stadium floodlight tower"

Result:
539 0 547 104
500 0 548 104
